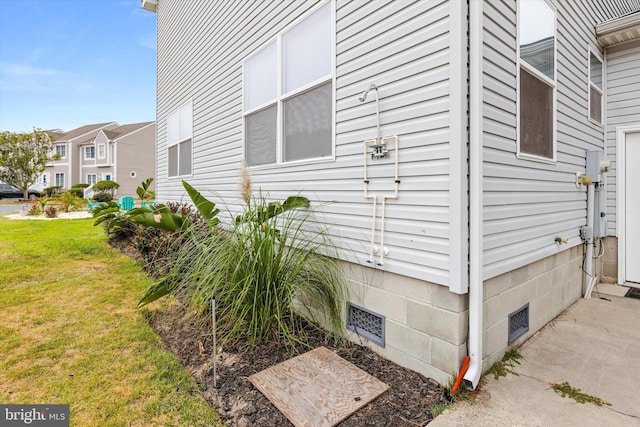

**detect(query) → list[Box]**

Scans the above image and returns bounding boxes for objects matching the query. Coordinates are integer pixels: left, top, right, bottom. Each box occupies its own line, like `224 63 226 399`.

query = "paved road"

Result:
0 200 29 215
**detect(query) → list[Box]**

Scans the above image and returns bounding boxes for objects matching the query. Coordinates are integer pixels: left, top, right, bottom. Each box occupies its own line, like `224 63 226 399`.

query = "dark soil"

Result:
111 237 450 426
146 303 449 427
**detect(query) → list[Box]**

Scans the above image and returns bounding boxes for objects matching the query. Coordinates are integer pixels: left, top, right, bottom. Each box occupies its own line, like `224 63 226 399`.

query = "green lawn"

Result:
0 217 221 426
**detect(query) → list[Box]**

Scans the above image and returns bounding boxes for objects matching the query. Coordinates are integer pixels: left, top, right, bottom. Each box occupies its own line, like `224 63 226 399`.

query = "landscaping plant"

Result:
136 176 346 349
44 206 58 218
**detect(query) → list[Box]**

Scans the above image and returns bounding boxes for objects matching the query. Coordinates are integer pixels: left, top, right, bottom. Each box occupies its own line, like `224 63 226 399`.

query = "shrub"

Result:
137 178 346 349
68 188 84 198
43 186 62 197
54 191 85 212
72 183 90 189
93 180 120 196
44 206 58 218
27 202 41 216
93 192 113 202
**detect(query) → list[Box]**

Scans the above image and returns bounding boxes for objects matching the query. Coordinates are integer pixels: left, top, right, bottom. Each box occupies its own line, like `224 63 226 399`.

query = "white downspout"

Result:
463 0 483 391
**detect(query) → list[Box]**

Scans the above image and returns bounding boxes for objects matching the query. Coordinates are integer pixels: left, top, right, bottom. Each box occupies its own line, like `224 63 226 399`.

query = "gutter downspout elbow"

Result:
463 0 483 391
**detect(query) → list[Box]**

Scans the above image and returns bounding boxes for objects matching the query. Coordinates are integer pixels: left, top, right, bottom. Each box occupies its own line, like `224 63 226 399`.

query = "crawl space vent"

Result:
508 303 529 344
346 303 385 347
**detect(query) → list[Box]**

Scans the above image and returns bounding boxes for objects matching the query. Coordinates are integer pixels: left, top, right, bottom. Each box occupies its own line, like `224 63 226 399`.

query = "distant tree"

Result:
0 129 56 200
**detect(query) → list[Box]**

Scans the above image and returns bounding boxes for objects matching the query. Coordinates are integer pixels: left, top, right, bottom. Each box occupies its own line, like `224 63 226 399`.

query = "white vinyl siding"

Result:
155 0 466 289
605 39 640 236
482 0 608 279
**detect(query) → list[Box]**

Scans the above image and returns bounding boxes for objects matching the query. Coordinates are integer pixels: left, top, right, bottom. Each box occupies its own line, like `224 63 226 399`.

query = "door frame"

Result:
616 125 640 286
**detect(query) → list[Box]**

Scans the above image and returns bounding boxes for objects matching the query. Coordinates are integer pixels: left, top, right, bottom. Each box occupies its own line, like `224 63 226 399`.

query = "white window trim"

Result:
55 172 65 188
167 99 194 178
241 0 336 169
588 46 604 127
98 143 106 159
84 145 96 160
86 174 97 185
55 144 67 159
515 0 558 164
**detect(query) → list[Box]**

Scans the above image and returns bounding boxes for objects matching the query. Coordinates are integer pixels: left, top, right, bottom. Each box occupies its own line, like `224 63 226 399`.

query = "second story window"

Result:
589 49 603 125
243 2 333 166
85 146 96 160
55 144 66 159
98 143 106 159
517 0 557 162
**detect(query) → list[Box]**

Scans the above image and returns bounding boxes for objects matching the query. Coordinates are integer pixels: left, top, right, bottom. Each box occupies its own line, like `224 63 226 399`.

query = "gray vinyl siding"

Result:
605 39 640 235
481 0 607 279
155 0 467 289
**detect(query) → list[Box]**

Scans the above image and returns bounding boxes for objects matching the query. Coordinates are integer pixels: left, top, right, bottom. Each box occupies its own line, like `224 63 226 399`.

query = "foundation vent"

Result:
346 303 385 347
508 303 529 344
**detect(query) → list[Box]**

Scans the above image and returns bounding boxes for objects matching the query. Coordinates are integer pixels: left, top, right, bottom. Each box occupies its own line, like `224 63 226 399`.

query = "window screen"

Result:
520 67 553 159
179 139 192 176
246 105 277 166
284 82 332 162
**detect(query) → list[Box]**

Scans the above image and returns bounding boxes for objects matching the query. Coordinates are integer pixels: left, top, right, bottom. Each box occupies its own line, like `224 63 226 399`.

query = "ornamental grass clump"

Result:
137 173 347 349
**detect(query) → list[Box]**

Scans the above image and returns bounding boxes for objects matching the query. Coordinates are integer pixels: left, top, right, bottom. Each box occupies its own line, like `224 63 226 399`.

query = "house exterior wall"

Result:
605 38 640 236
115 123 156 196
152 0 637 382
155 0 469 291
481 0 611 281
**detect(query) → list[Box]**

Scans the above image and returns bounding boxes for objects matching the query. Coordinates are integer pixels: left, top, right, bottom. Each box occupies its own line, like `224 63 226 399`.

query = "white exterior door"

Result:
625 132 640 283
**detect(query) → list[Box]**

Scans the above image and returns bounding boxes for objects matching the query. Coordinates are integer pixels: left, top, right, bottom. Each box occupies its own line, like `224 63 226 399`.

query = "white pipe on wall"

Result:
584 183 595 298
363 138 378 263
464 0 483 391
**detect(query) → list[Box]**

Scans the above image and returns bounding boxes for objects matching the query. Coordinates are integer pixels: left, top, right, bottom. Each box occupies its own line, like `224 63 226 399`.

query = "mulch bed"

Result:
146 304 449 426
111 237 450 426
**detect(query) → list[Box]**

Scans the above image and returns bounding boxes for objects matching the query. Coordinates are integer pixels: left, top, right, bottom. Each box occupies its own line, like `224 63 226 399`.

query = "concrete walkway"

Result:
430 283 640 427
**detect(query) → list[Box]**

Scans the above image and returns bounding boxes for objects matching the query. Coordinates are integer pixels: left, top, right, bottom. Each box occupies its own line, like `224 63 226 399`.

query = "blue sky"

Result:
0 0 156 133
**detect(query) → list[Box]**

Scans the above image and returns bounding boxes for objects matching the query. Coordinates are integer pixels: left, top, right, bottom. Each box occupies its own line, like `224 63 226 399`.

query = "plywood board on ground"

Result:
249 346 389 427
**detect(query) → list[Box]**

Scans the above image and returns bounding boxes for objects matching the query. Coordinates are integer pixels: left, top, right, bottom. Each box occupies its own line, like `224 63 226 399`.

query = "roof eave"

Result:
596 11 640 47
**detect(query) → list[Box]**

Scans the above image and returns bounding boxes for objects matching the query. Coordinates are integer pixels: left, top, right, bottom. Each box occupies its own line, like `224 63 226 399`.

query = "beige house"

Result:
39 121 156 197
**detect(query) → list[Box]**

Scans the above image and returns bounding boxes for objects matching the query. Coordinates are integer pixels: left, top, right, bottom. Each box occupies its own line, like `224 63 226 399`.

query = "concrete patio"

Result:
431 283 640 426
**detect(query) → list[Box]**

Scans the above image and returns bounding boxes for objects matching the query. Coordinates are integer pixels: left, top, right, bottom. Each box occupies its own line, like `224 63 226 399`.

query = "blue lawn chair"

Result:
86 198 105 213
117 196 135 211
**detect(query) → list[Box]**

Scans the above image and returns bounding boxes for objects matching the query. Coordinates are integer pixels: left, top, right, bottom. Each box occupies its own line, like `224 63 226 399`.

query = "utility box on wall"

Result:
586 150 607 238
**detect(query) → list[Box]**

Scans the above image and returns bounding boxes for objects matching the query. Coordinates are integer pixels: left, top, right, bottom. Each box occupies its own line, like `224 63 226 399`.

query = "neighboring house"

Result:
40 121 156 197
144 0 640 388
39 123 118 191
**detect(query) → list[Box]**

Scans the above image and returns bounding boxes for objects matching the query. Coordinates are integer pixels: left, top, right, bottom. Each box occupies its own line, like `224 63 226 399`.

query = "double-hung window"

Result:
589 49 603 125
243 2 333 166
98 143 106 159
87 174 97 186
55 144 66 159
167 100 193 177
517 0 557 161
55 172 65 188
85 146 96 160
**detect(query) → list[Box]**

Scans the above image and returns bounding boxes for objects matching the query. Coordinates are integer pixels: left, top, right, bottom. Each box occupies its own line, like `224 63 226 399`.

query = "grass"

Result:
0 217 221 426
